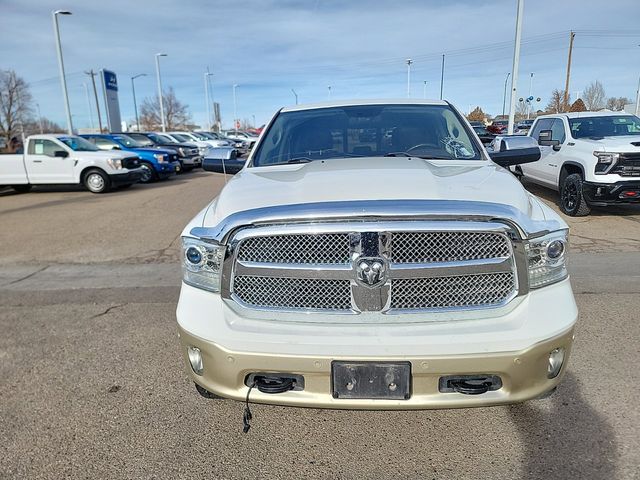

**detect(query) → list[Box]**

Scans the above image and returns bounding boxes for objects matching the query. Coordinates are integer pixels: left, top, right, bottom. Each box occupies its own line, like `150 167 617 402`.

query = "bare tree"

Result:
515 100 528 120
546 89 568 113
0 70 33 148
23 117 63 136
582 81 606 111
466 106 486 122
139 87 192 130
605 96 632 112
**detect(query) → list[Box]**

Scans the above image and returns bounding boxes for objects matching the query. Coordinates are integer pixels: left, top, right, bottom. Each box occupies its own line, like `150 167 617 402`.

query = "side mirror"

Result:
488 135 541 168
54 150 69 158
538 129 560 147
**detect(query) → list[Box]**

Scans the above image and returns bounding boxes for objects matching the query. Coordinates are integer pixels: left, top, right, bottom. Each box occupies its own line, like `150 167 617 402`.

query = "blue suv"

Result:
80 134 180 183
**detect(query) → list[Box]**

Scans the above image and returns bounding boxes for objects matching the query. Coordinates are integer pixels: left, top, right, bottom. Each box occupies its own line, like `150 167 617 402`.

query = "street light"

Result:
423 80 428 99
527 72 534 119
52 10 73 134
233 84 239 134
406 59 413 98
155 53 167 132
131 73 146 132
82 84 94 131
291 88 298 105
502 72 511 118
327 85 332 100
204 72 214 130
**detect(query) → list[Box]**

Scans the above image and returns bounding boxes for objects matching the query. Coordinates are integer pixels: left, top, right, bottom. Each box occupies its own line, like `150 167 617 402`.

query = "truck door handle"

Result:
548 163 557 167
32 160 43 163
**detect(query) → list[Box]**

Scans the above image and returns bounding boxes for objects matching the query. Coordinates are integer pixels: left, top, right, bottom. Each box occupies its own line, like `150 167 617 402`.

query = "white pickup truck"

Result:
176 100 577 416
516 111 640 216
0 134 144 193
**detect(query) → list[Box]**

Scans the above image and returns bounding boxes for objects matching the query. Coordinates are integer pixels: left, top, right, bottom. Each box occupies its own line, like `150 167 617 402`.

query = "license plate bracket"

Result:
331 361 411 400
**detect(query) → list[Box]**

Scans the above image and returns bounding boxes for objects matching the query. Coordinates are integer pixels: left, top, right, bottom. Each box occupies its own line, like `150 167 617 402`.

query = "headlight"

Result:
525 230 568 289
593 151 619 174
178 147 186 156
182 237 225 292
153 153 167 163
198 146 209 155
106 158 123 169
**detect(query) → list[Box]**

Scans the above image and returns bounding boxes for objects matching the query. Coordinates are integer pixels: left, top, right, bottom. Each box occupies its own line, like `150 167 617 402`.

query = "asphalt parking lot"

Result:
1 172 639 479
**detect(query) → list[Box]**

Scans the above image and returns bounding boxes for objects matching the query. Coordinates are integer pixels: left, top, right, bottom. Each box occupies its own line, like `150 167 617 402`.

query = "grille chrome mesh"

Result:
233 276 352 310
391 232 510 263
391 272 516 310
237 234 351 264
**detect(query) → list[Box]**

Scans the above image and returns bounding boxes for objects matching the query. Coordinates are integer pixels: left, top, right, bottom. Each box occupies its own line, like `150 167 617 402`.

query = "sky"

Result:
1 0 639 131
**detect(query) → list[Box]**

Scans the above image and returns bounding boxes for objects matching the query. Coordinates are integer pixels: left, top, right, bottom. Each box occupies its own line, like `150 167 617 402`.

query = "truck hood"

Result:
201 157 545 228
577 135 640 152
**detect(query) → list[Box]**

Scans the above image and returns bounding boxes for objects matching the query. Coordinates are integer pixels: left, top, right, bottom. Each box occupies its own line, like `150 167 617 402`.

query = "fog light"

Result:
547 347 565 379
188 346 204 375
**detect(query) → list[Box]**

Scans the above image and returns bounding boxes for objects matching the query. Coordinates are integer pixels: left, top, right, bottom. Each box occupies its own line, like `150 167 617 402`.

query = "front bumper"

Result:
181 155 202 167
177 278 578 410
583 180 640 206
109 168 144 187
179 326 574 409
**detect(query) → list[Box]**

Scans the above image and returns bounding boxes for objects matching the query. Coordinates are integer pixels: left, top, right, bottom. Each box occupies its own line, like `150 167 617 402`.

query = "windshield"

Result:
190 132 207 140
473 126 489 135
152 133 175 143
172 134 192 142
57 136 100 152
197 132 215 139
113 135 145 148
126 134 154 147
569 115 640 139
252 104 482 167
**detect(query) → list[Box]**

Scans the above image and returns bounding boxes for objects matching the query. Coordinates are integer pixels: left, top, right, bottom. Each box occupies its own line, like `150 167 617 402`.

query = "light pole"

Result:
204 72 214 130
423 80 427 99
635 76 640 116
233 84 238 134
52 10 73 134
36 103 43 134
131 73 146 132
527 72 534 119
155 53 167 132
291 88 298 105
507 0 524 135
406 59 413 98
440 54 445 100
252 114 256 128
82 83 94 131
502 72 511 118
327 85 332 100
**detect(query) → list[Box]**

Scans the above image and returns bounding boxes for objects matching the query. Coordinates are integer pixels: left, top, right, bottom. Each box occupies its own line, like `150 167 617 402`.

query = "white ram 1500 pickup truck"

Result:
516 111 640 216
177 100 577 413
0 134 144 193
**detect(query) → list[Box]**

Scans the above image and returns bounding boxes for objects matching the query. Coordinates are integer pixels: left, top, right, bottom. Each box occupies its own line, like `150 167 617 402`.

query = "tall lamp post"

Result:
502 72 511 118
204 72 214 130
52 10 73 134
291 88 298 105
406 59 413 98
327 85 332 100
507 0 524 135
423 80 427 99
233 84 239 134
527 72 534 119
82 84 94 131
131 73 146 132
155 53 167 132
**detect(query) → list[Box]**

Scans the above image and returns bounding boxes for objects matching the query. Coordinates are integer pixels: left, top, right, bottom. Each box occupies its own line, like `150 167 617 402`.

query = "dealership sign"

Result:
100 69 122 132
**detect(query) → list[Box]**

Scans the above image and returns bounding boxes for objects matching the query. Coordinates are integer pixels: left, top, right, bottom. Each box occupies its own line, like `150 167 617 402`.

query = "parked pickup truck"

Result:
0 134 143 193
80 133 179 182
516 111 640 216
121 132 203 171
176 100 577 414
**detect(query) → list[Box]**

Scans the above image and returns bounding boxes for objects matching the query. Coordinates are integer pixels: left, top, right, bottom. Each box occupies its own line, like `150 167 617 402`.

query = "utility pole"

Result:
406 59 413 98
131 74 146 132
204 71 214 130
527 72 534 119
291 88 298 105
563 31 576 111
635 76 640 115
82 83 94 131
85 70 103 132
155 53 167 132
440 54 445 100
233 84 238 134
36 103 44 134
507 0 524 135
502 72 511 117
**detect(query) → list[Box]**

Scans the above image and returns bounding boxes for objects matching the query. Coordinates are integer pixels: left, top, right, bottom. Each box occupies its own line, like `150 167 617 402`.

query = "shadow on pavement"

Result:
508 373 618 478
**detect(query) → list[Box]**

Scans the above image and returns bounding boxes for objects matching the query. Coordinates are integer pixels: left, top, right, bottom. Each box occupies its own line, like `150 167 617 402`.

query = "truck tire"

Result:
83 169 110 194
139 162 157 183
12 185 32 193
560 173 591 217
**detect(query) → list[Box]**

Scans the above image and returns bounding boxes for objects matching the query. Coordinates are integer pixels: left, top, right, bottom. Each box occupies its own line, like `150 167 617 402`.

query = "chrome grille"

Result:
391 232 510 263
237 234 350 264
391 272 516 310
233 276 352 310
